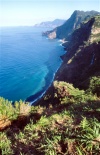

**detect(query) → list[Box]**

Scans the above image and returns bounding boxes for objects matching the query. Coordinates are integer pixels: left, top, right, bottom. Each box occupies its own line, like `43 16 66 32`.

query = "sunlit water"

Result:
0 26 65 103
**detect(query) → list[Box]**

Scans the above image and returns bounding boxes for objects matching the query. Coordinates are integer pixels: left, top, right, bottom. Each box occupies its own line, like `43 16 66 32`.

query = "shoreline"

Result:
26 56 64 106
25 39 66 105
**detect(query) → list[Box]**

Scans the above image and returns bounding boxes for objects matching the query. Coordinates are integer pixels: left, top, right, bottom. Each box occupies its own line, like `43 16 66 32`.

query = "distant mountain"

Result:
43 10 100 39
34 19 66 28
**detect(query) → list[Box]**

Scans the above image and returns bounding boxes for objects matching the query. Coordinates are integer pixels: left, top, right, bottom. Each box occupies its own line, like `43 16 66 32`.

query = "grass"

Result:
0 79 100 155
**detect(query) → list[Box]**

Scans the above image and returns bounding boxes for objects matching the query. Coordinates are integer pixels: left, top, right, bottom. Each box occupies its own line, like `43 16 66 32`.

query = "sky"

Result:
0 0 100 26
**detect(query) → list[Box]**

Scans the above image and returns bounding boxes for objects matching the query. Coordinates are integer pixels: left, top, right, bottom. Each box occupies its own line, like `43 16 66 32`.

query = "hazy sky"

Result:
0 0 100 26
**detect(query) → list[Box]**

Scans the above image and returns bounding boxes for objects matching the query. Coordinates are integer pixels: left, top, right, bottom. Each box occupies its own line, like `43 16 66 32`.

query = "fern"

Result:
80 117 89 129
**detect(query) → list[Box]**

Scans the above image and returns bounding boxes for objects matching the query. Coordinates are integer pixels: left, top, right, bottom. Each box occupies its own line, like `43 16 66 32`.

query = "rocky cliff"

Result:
43 10 100 39
37 13 100 106
55 15 100 89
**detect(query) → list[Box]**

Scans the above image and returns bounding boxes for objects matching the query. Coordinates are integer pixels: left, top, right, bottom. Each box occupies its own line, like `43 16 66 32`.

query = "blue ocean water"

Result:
0 26 65 103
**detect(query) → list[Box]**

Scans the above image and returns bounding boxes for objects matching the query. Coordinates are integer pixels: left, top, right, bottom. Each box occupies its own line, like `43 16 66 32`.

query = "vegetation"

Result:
0 98 31 131
0 80 100 155
87 76 100 96
90 15 100 43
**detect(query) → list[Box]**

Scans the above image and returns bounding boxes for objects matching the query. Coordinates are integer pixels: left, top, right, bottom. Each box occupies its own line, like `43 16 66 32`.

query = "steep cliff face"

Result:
55 15 100 89
37 14 100 107
43 10 100 39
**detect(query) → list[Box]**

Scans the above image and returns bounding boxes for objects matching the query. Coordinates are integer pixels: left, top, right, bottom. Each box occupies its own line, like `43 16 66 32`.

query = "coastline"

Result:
25 40 66 106
27 67 58 106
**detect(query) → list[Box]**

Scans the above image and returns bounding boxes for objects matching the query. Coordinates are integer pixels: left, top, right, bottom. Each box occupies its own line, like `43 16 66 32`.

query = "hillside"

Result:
42 10 100 39
34 19 66 28
0 79 100 154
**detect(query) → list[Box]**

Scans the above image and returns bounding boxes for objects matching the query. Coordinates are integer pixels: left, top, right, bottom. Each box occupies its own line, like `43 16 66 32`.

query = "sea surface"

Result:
0 26 65 104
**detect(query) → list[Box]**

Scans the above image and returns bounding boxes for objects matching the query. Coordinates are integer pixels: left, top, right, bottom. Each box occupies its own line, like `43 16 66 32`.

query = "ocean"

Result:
0 26 65 104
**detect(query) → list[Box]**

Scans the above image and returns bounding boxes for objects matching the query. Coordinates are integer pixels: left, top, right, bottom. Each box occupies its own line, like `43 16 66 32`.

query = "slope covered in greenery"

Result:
0 78 100 155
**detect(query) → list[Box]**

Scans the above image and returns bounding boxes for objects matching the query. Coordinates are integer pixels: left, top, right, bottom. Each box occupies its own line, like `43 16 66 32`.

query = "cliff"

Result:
38 14 100 107
43 10 100 39
55 15 100 89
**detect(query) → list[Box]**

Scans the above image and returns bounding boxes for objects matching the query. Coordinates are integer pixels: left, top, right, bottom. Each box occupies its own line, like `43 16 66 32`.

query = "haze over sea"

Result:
0 26 65 104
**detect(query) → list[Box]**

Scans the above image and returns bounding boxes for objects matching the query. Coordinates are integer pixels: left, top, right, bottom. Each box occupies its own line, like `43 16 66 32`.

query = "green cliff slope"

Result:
0 79 100 154
55 15 100 89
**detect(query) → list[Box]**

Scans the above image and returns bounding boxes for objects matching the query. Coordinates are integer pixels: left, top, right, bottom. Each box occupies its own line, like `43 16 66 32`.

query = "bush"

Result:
0 97 31 130
88 76 100 96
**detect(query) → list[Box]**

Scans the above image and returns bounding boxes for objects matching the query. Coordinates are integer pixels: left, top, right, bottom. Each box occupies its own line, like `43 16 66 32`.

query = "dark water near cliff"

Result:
0 26 64 104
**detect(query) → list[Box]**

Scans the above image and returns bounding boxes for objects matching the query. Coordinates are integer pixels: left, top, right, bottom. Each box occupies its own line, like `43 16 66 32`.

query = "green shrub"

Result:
87 76 100 96
0 132 13 155
0 97 31 130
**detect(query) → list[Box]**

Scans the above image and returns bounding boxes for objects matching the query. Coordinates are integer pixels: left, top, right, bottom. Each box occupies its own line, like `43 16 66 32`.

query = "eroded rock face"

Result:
42 30 57 39
48 31 56 39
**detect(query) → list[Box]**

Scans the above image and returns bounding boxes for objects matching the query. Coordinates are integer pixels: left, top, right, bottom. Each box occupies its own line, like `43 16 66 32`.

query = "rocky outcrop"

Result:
48 31 57 39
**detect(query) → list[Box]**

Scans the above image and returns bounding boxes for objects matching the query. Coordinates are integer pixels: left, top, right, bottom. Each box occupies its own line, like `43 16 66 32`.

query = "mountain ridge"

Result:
42 10 100 39
34 19 66 28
